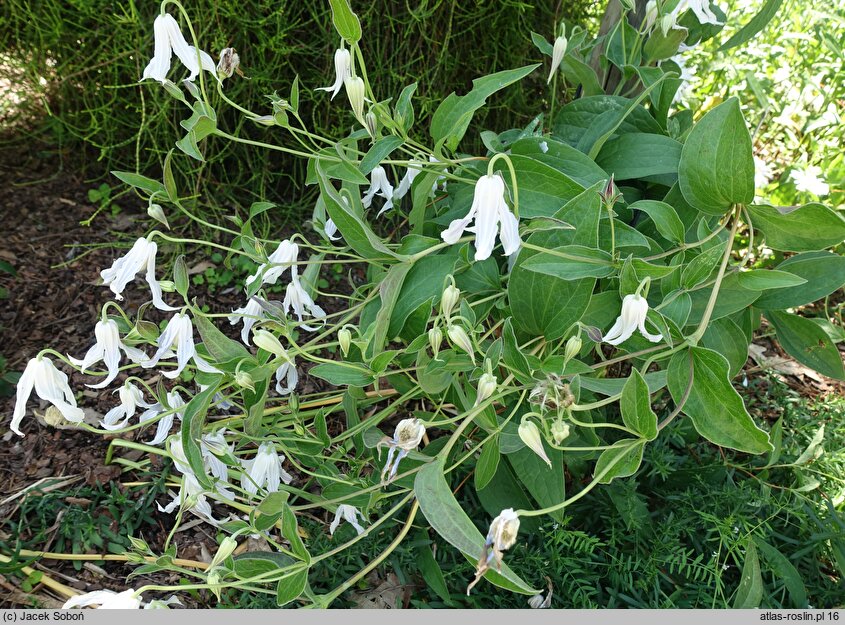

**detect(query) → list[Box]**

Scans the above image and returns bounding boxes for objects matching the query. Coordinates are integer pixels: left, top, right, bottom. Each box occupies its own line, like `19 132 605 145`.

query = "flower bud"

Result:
217 47 240 79
158 279 175 292
601 174 620 206
518 421 552 467
547 35 567 84
644 0 658 31
660 13 677 36
209 536 238 569
475 372 497 406
440 282 460 319
252 329 288 359
147 203 169 229
288 392 300 414
344 75 365 123
428 326 442 359
551 420 571 445
338 328 352 357
365 110 378 138
564 335 582 363
235 370 255 392
447 325 475 364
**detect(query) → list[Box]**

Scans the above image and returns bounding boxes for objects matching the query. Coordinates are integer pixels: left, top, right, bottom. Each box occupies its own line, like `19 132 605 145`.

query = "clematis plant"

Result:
10 0 845 608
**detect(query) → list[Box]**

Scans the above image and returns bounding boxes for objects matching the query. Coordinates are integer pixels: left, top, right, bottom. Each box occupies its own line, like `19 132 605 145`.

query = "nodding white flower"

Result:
100 238 176 311
11 356 84 436
790 165 830 196
158 471 223 524
241 442 293 496
140 390 185 446
100 382 156 431
229 298 265 345
168 432 234 499
441 174 521 261
142 312 220 379
603 293 663 346
63 588 143 610
324 218 341 241
142 13 216 83
158 436 233 523
378 418 426 482
344 75 366 122
468 508 521 594
245 239 299 288
644 0 659 31
274 359 299 396
547 34 567 84
317 47 352 100
362 166 395 216
329 504 367 536
283 276 326 330
394 162 423 200
216 47 240 80
672 0 722 25
68 319 146 389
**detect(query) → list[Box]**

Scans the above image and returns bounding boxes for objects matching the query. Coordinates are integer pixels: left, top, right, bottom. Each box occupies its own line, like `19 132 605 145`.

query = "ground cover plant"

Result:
3 0 845 609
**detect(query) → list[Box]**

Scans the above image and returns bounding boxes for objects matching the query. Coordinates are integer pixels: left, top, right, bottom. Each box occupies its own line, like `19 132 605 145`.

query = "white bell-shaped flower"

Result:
603 293 663 346
241 442 294 496
317 47 352 100
441 174 521 261
63 588 143 610
394 162 423 200
672 0 722 25
141 13 216 83
329 504 366 536
139 390 186 446
228 298 265 345
100 238 176 311
11 356 84 436
100 381 156 431
245 239 299 287
142 312 220 379
274 359 299 396
283 276 326 330
69 319 147 389
361 166 395 216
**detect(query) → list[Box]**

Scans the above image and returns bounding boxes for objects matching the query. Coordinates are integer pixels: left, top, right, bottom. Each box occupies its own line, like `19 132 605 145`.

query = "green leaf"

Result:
474 436 500 491
510 137 607 188
369 262 411 358
521 245 614 280
394 83 417 133
667 347 771 454
630 200 685 244
754 539 808 608
687 273 760 324
678 98 754 215
580 370 668 397
553 96 662 148
701 317 748 377
509 154 586 218
414 534 451 604
415 460 538 595
388 248 458 338
359 136 404 176
281 504 310 562
502 318 533 384
681 241 727 289
594 439 646 484
737 269 807 290
620 370 658 440
754 251 845 309
561 56 604 97
310 362 375 387
733 540 764 608
644 25 688 62
431 65 540 151
508 443 566 523
276 568 308 607
315 162 403 261
718 0 783 51
233 551 295 579
162 150 178 202
597 134 682 182
112 171 166 197
193 314 251 369
180 383 219 489
328 0 361 44
173 255 188 297
767 310 845 380
747 203 845 251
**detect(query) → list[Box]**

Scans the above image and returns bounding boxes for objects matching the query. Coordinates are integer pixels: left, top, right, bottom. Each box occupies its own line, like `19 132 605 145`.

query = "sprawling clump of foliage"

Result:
6 0 844 609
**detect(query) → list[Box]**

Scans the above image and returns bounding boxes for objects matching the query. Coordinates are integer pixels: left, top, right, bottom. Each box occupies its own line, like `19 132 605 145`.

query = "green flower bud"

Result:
564 335 582 363
344 75 365 123
338 328 352 357
447 324 475 364
209 536 238 569
475 372 497 406
147 203 169 229
235 370 255 392
252 329 288 359
428 326 443 359
440 282 460 319
551 420 571 445
518 420 552 467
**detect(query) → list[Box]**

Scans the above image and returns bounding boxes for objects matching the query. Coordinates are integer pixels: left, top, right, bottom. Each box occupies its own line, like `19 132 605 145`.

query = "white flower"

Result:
394 162 423 200
672 0 722 25
603 293 663 346
468 508 521 594
229 298 265 345
317 47 351 100
753 155 773 190
274 359 299 395
241 442 293 496
68 319 147 389
142 312 220 379
283 276 326 330
547 34 567 84
324 218 341 241
245 239 299 288
158 471 222 524
329 504 366 536
441 174 521 261
790 165 830 196
141 13 215 83
362 166 395 216
644 0 659 31
100 238 176 311
140 390 185 446
11 356 84 436
100 382 156 431
63 589 142 610
378 418 425 482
